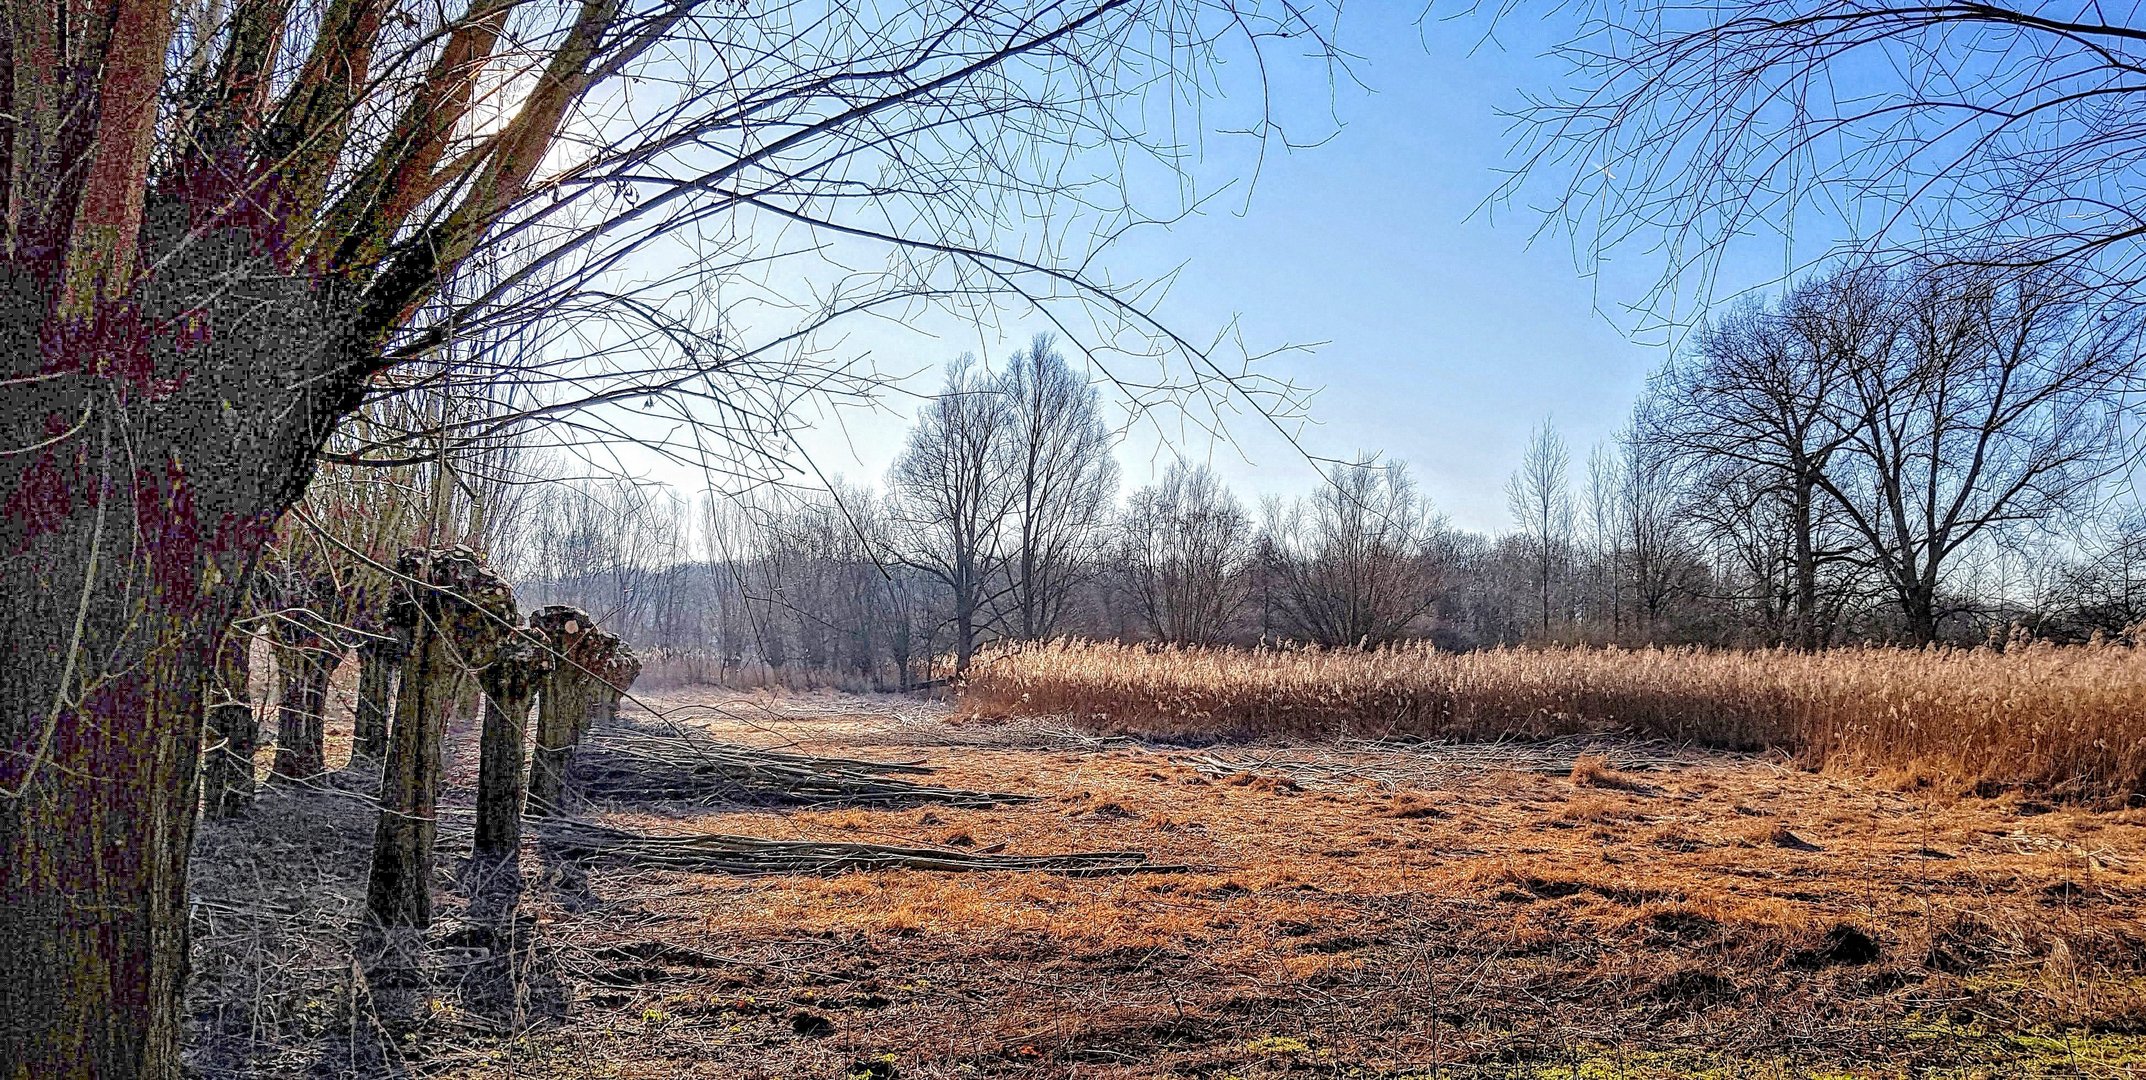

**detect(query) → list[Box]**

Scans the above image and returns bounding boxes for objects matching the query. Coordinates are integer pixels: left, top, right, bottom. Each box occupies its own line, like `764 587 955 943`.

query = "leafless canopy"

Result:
296 0 1341 482
1121 460 1255 644
1510 0 2146 314
1641 260 2141 641
1260 459 1450 646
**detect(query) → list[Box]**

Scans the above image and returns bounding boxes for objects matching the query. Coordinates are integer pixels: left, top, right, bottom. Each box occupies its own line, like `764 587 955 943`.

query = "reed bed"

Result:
959 640 2146 801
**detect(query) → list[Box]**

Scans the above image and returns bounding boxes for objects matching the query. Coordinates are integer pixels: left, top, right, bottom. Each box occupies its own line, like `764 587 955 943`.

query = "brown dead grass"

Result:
191 689 2146 1079
1567 752 1646 791
960 639 2146 803
492 694 2146 1078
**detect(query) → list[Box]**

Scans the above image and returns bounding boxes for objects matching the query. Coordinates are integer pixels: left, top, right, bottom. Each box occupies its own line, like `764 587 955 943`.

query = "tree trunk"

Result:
473 690 536 859
0 329 358 1072
270 643 334 779
1901 584 1941 645
953 590 978 674
526 605 611 816
576 645 635 744
366 620 452 931
0 239 348 1070
1792 480 1821 651
352 640 398 761
0 424 292 1079
0 610 215 1078
473 633 544 863
202 630 259 818
526 669 584 816
366 548 517 931
579 691 612 742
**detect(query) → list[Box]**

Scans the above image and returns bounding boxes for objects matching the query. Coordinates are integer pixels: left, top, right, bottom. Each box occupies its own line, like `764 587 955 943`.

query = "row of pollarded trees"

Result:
0 0 1332 1069
367 547 638 944
200 542 640 946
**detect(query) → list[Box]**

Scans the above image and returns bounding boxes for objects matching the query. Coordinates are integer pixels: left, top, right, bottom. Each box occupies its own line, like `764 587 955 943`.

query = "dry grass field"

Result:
186 687 2146 1079
959 641 2146 804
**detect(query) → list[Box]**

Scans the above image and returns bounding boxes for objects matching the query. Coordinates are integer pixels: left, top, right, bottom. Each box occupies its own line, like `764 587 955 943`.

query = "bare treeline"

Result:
1441 262 2145 649
510 262 2146 675
517 337 1121 687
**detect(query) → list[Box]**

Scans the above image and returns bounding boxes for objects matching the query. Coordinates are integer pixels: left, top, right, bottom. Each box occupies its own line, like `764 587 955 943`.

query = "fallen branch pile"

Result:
1174 735 1725 791
549 711 1175 876
574 722 1028 808
1341 734 1708 774
539 819 1173 876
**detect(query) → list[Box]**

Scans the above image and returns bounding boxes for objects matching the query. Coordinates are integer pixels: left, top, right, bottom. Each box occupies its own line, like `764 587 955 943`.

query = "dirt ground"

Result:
187 690 2146 1079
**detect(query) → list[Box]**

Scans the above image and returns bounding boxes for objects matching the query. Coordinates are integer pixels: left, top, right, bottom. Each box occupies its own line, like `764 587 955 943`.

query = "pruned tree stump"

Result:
525 605 625 816
365 547 518 935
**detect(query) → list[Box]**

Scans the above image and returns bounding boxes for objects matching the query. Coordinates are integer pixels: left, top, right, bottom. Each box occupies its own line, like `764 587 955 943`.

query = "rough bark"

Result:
201 629 259 819
366 603 451 934
352 616 406 761
526 671 584 817
473 627 546 862
1900 581 1942 645
268 570 343 780
365 547 516 932
525 605 614 816
1 222 357 1078
0 0 623 1055
0 605 216 1080
593 643 641 734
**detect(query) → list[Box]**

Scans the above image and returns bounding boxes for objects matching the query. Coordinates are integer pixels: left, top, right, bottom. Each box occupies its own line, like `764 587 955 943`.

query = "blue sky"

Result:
674 5 1842 534
1095 5 1674 531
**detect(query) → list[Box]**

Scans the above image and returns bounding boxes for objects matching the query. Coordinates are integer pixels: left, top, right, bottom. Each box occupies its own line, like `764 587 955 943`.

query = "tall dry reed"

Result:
959 640 2146 801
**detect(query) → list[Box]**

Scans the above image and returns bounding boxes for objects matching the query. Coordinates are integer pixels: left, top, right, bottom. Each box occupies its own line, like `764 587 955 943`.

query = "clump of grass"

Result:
1382 793 1447 819
1568 753 1644 790
960 639 2146 803
1222 773 1300 795
1556 794 1631 824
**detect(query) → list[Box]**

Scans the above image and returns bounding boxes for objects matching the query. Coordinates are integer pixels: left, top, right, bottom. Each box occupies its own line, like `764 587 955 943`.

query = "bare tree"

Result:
997 335 1119 640
472 626 549 866
749 484 899 683
1644 273 1878 647
891 356 1018 672
1616 417 1702 637
1506 419 1575 639
0 1 1336 1065
525 606 625 815
523 478 683 631
2040 512 2146 637
366 549 517 938
1260 459 1448 646
1121 462 1254 644
1816 263 2138 641
1633 260 2139 643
